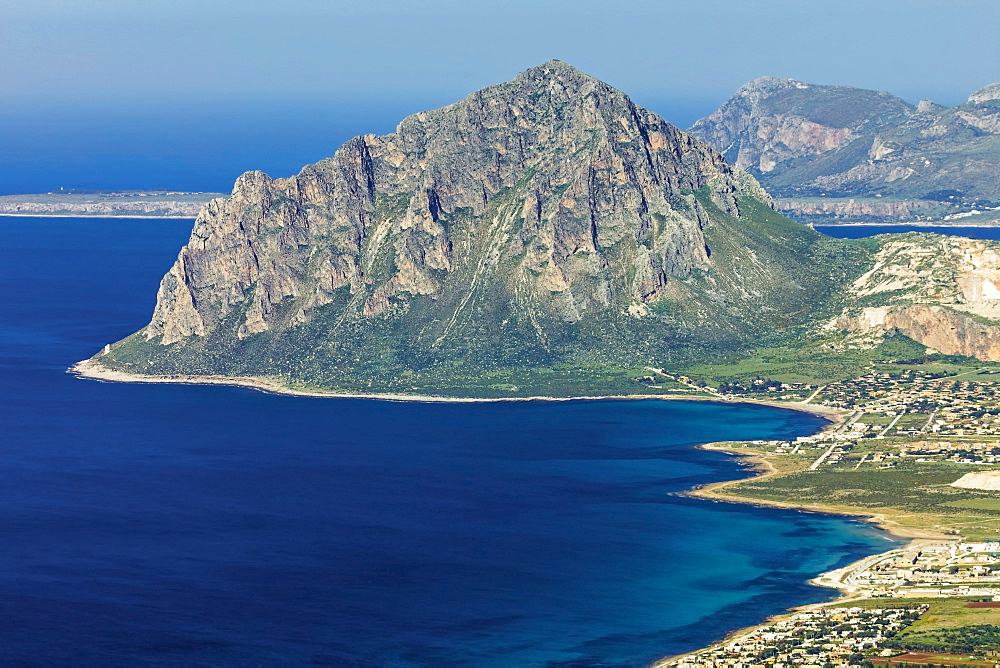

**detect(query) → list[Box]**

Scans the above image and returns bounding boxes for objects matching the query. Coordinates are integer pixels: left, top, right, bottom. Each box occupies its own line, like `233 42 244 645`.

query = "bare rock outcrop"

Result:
142 61 767 345
952 471 1000 490
830 235 1000 360
689 77 1000 207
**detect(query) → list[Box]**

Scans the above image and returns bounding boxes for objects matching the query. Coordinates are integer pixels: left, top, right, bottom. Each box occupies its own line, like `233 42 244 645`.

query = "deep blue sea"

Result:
0 217 898 666
817 224 1000 240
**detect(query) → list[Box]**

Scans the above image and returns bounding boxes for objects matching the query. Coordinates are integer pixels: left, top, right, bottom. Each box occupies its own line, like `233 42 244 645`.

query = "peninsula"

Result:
76 62 1000 396
0 190 223 218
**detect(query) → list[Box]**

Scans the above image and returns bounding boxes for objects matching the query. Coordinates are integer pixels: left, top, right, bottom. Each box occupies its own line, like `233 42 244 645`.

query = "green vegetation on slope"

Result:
100 185 881 396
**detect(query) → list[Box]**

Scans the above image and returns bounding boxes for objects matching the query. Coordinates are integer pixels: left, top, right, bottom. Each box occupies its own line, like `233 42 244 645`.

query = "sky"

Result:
0 0 997 192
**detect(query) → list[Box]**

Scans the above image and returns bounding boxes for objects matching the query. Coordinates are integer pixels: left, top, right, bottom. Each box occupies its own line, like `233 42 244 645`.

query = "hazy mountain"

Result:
689 77 1000 223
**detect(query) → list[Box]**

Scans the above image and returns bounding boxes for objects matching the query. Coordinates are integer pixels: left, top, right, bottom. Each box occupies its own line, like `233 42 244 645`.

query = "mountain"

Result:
85 62 882 396
689 77 1000 223
82 63 1000 396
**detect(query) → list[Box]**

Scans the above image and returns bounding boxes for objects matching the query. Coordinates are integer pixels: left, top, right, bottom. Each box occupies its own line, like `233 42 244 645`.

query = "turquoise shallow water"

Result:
0 217 897 666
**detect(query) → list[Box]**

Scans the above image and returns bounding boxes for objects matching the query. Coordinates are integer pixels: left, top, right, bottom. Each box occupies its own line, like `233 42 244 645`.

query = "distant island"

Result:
0 190 222 218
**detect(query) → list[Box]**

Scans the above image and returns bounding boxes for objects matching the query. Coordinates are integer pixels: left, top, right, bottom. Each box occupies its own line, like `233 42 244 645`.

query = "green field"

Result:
944 498 1000 511
681 335 928 386
717 456 1000 538
890 414 931 432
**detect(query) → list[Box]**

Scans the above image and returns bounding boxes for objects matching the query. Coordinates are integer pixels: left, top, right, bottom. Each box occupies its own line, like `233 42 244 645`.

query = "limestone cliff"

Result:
146 61 760 346
830 235 1000 360
689 77 912 188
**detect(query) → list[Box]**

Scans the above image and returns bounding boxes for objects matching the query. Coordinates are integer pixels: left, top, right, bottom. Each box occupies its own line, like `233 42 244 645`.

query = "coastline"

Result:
67 357 841 420
653 440 956 666
0 213 197 220
72 356 899 665
686 442 951 540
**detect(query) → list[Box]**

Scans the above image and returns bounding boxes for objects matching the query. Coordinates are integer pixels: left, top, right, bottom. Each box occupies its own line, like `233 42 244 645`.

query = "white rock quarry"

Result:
829 235 1000 361
952 471 1000 491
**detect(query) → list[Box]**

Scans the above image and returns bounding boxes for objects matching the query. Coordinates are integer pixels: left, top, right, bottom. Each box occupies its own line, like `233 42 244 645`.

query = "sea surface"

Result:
817 224 1000 240
0 216 899 666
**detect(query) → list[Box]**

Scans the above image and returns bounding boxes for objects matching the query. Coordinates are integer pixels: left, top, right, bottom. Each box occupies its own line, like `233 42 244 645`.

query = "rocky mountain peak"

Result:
94 62 842 394
733 76 806 99
916 98 944 114
513 59 593 84
968 82 1000 104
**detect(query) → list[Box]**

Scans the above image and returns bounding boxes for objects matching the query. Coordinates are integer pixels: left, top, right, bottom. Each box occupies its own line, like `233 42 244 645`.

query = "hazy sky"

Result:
3 0 998 117
1 0 997 193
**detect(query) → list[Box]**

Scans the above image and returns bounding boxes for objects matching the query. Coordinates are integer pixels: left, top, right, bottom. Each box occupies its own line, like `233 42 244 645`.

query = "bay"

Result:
0 217 895 666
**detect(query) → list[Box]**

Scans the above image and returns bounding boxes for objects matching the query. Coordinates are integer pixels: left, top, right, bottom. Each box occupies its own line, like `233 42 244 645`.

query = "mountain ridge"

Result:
688 76 1000 224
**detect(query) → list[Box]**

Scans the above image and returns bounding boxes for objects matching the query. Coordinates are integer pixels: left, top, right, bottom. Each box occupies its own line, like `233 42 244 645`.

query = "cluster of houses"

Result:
738 369 1000 471
817 372 1000 440
903 440 1000 464
666 605 927 667
848 541 1000 596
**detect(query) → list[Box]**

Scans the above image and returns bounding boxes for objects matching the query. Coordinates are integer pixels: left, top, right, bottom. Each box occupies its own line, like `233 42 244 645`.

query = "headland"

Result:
0 191 222 218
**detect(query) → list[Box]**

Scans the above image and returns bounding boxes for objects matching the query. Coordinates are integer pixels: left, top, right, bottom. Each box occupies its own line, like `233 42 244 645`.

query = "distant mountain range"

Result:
689 78 1000 224
81 63 1000 397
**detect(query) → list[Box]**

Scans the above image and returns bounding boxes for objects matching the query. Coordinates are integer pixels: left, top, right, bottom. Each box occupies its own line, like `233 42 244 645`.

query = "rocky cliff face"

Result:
968 83 1000 105
146 61 760 346
830 235 1000 360
689 77 912 185
689 77 1000 209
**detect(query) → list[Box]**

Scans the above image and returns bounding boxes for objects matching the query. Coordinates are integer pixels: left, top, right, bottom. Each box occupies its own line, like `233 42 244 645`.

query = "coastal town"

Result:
818 540 1000 597
662 360 1000 664
662 540 1000 666
718 366 1000 469
664 605 930 667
